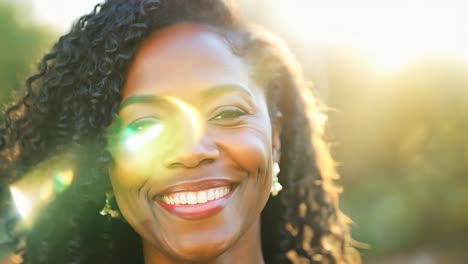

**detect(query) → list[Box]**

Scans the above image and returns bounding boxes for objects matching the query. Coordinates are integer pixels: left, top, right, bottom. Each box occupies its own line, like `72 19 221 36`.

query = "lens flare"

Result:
119 96 202 156
123 122 164 152
53 170 74 193
9 152 76 226
10 186 31 219
112 96 204 180
38 180 53 202
165 96 202 142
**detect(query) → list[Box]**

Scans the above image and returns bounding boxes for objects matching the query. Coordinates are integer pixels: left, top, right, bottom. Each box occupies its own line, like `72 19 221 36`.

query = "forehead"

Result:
122 23 255 100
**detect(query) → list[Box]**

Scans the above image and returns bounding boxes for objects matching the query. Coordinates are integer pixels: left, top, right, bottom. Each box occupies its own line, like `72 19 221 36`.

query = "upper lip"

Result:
154 178 236 198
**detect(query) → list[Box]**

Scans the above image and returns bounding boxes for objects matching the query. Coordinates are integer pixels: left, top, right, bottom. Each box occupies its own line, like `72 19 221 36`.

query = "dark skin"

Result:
108 23 282 263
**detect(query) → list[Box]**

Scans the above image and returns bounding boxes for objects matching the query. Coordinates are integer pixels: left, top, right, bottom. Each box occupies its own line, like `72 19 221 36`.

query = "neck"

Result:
143 218 264 264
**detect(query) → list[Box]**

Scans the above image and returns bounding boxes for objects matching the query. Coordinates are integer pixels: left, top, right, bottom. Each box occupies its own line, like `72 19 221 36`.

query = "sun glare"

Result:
268 0 468 72
29 0 468 72
31 0 102 31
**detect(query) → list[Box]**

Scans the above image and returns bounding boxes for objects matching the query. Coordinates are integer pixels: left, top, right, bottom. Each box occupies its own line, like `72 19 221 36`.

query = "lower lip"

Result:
155 186 236 220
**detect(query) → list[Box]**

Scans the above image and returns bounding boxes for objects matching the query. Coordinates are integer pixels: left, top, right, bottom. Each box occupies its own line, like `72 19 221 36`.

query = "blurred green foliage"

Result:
0 2 54 260
327 55 468 261
0 2 54 108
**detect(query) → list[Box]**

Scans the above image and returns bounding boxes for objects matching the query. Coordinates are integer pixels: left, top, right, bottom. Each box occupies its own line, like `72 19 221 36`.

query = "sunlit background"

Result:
1 0 467 263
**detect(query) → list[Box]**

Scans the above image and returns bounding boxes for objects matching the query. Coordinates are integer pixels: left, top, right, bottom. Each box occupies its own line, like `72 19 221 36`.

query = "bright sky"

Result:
31 0 468 72
268 0 468 71
31 0 103 31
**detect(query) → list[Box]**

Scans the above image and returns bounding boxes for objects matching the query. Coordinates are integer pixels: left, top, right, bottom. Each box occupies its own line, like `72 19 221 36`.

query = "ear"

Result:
272 111 283 163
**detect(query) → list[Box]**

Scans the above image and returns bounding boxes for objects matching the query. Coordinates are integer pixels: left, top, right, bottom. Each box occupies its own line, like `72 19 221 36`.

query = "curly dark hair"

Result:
0 0 360 263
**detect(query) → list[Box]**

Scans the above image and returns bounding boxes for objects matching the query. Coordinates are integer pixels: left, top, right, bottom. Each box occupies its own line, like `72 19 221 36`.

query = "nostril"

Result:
166 162 184 169
162 135 220 169
165 154 217 169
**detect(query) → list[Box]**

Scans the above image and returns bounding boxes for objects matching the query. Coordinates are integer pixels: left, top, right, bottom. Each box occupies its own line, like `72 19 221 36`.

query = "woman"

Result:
0 0 360 263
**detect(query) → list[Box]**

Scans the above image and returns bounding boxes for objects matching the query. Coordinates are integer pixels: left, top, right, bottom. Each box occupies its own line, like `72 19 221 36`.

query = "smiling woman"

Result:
0 0 359 263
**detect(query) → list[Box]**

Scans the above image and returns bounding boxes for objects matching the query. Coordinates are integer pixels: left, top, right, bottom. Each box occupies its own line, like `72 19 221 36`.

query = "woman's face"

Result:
108 23 281 261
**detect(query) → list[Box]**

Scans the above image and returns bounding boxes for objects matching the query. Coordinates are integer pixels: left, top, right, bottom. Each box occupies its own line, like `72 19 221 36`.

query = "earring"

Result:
270 162 283 196
100 192 120 218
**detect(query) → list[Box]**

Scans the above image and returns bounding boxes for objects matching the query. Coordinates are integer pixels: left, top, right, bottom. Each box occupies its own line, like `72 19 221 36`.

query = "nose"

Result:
163 135 220 169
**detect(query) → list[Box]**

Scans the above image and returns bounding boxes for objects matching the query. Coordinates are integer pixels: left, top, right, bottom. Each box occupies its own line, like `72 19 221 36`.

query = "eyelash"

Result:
210 107 247 121
127 117 159 130
115 106 248 133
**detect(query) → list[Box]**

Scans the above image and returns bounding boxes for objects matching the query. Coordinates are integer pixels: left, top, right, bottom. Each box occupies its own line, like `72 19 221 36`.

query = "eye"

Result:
210 106 247 121
121 117 164 151
124 117 161 134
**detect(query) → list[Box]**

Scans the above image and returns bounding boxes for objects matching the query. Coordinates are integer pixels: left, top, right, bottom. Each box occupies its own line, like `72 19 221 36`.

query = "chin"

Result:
169 239 231 262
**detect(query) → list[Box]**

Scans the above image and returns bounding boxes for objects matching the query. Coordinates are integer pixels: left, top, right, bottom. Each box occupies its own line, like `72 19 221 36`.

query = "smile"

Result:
159 186 230 205
154 181 238 220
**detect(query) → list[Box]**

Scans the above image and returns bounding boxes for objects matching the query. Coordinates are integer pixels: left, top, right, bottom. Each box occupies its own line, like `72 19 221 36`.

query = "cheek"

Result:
108 141 172 188
216 125 274 218
108 158 148 189
108 165 156 235
213 124 273 174
107 157 153 223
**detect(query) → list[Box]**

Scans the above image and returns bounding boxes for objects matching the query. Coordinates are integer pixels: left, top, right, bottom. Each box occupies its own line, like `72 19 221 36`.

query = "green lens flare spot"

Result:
52 170 74 193
122 119 164 152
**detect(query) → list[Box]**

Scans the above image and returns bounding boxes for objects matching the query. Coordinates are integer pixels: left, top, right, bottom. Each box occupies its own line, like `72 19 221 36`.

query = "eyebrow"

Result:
119 95 164 110
200 83 254 100
119 84 254 111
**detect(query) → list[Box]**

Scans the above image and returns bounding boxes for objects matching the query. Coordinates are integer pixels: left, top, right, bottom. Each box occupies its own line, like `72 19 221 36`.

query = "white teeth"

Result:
207 189 215 201
179 193 187 205
160 186 231 205
173 195 180 205
197 191 207 203
187 192 197 205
